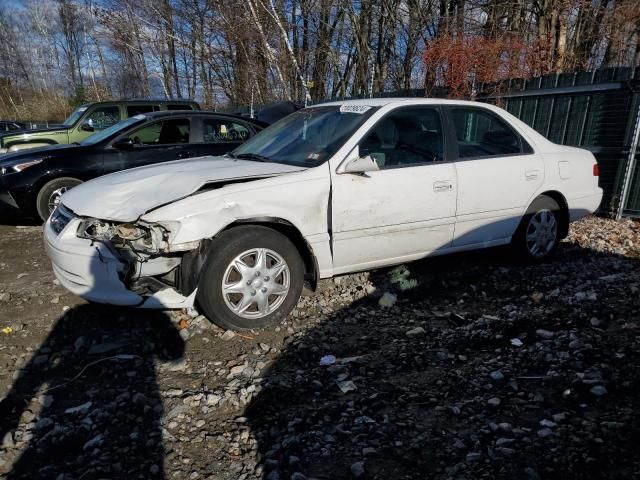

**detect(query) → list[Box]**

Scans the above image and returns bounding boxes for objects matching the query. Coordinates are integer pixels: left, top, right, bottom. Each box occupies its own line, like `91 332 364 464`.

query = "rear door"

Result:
189 116 255 157
446 106 544 246
103 117 193 173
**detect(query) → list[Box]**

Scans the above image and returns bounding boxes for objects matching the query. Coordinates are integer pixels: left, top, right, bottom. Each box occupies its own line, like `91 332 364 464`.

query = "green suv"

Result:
0 99 199 153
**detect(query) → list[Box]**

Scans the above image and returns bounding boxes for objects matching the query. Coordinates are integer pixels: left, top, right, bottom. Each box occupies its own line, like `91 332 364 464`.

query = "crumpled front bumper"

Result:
44 215 196 309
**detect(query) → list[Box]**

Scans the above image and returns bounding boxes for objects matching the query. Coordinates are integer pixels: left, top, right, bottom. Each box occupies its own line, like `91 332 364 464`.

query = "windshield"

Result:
62 106 89 127
80 116 146 146
232 105 378 167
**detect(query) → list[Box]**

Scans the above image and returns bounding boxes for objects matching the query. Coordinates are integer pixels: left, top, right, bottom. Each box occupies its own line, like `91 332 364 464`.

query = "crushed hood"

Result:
61 156 305 221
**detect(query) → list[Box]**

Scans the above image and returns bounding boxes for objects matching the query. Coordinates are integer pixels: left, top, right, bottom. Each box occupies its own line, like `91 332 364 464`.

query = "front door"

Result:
330 106 458 274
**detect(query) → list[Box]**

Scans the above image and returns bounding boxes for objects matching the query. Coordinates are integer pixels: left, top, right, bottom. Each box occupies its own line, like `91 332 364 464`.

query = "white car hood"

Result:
61 156 305 221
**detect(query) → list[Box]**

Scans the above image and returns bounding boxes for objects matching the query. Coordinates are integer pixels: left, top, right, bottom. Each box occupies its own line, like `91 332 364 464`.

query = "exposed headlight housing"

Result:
77 219 170 253
76 219 197 254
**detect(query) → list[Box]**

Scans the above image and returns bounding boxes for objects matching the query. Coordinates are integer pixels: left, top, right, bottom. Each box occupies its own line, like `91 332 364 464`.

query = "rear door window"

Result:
129 119 191 145
450 108 530 159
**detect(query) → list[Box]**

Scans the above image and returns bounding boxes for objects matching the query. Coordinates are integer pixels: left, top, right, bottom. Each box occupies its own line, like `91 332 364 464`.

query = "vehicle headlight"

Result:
0 159 43 174
77 219 170 253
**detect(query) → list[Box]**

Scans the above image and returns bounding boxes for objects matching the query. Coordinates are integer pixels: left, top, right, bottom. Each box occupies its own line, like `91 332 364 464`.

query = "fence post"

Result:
616 102 640 220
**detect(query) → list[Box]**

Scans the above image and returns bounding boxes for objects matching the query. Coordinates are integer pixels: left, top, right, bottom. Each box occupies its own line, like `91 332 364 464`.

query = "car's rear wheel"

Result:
36 177 82 221
513 195 561 260
196 226 304 330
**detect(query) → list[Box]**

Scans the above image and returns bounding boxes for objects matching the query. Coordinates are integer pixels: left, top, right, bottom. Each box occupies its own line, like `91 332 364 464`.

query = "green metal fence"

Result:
478 68 640 217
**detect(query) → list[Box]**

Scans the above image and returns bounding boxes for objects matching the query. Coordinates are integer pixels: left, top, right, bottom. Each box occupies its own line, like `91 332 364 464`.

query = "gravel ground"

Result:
0 216 639 480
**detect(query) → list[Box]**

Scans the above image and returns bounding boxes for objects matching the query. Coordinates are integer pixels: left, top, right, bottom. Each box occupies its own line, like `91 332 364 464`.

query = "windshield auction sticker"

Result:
339 105 373 114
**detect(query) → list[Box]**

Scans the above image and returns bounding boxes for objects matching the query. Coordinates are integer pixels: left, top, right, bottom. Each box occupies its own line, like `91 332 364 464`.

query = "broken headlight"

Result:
77 219 168 253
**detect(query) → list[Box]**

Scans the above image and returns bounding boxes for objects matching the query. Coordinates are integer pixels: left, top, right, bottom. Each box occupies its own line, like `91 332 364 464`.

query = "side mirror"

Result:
80 121 94 132
343 154 380 174
112 136 134 150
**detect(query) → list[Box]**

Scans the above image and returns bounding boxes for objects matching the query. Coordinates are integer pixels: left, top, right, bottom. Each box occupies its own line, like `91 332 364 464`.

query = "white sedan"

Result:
44 99 602 329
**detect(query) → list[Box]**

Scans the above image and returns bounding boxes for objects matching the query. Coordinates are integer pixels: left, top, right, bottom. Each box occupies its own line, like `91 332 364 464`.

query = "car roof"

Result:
137 110 268 127
79 99 199 108
311 98 496 108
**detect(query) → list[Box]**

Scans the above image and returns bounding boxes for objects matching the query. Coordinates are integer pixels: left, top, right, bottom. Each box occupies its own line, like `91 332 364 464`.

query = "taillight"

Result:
593 163 599 176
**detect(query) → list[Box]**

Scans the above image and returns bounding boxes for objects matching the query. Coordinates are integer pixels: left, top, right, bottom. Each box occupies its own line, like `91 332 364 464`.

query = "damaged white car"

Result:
44 99 602 329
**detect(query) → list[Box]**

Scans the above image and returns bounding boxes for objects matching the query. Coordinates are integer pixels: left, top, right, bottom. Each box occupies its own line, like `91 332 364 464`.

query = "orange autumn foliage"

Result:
424 34 552 98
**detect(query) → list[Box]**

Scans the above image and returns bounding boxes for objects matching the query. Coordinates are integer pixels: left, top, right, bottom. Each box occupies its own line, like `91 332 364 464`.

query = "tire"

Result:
36 177 82 222
512 195 562 261
196 226 304 330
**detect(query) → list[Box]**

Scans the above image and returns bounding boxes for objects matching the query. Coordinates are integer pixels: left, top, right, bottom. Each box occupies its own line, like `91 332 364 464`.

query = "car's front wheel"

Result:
513 195 562 260
196 226 304 330
36 177 83 221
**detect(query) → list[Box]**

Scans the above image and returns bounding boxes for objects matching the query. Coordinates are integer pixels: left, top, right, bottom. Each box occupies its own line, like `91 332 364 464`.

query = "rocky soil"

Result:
0 216 639 480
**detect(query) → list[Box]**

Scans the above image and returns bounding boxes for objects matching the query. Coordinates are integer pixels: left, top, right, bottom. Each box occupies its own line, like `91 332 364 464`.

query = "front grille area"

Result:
50 205 74 235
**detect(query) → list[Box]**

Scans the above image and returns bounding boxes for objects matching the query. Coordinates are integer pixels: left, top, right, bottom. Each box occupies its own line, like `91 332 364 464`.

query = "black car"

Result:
0 111 266 221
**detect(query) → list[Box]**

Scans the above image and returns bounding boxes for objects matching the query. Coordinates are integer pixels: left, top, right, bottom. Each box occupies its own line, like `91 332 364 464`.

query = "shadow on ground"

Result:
245 243 640 480
0 306 184 479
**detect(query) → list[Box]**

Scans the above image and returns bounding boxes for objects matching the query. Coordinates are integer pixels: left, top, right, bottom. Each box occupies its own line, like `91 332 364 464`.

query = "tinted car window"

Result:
203 119 250 143
86 106 120 130
360 107 444 168
451 108 524 158
130 119 190 145
167 104 194 111
127 105 156 116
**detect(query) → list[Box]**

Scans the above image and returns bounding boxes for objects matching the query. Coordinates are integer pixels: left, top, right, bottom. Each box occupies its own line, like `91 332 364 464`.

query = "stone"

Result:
590 385 607 396
2 432 14 448
536 329 554 340
487 397 501 407
378 292 397 307
406 326 425 336
350 461 365 478
495 437 514 447
221 330 236 341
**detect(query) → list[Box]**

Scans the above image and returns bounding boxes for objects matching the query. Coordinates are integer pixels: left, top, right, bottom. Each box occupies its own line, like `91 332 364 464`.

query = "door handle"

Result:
177 151 193 159
433 181 453 192
525 170 540 180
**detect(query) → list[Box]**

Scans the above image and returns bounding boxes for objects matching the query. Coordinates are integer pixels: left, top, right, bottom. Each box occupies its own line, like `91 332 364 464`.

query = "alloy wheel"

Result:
525 209 558 258
221 248 290 319
48 187 70 213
